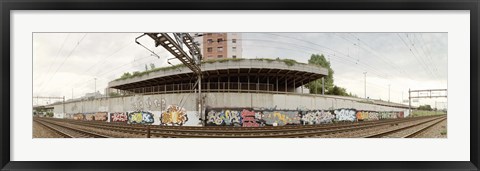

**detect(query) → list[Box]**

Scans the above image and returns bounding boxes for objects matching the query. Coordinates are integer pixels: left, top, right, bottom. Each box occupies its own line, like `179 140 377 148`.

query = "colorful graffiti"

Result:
263 111 301 126
128 111 154 124
161 105 188 126
334 109 357 122
301 110 335 124
85 113 95 121
73 113 85 120
355 111 379 121
94 112 108 121
367 112 379 121
110 112 128 122
207 109 243 126
84 112 108 121
241 109 260 127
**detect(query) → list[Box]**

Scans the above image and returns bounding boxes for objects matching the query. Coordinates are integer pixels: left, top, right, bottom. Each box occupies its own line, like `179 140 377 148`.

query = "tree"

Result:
307 54 334 92
418 105 433 111
150 63 156 70
306 54 352 96
120 72 131 79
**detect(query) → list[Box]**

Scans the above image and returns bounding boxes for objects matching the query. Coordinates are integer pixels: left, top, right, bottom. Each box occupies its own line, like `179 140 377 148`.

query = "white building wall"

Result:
227 33 242 58
53 92 410 117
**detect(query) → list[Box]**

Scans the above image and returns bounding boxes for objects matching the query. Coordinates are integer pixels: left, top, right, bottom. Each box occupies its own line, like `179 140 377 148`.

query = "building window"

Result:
207 47 213 52
232 47 236 51
217 38 223 43
206 33 212 36
217 47 223 52
232 39 237 43
207 39 213 44
217 55 223 58
232 55 237 58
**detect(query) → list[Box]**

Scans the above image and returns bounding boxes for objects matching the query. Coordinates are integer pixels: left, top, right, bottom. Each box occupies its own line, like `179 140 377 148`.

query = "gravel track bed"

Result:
412 119 447 138
34 116 444 138
46 120 145 138
38 120 96 138
380 118 445 138
33 120 63 138
356 117 441 138
315 117 438 138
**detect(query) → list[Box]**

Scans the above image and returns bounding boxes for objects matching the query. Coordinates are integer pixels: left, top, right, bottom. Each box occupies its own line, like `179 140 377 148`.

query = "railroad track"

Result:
404 117 447 138
363 116 447 138
34 115 445 138
34 118 112 138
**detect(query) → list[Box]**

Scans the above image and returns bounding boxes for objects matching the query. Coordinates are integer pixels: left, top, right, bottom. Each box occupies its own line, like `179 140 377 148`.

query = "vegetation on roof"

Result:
114 58 308 81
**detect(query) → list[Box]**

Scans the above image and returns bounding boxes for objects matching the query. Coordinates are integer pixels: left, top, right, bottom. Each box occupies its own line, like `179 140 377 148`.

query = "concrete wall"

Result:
53 92 410 126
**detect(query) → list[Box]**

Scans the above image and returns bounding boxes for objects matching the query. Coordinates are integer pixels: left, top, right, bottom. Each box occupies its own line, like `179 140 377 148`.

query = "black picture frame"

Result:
1 0 478 170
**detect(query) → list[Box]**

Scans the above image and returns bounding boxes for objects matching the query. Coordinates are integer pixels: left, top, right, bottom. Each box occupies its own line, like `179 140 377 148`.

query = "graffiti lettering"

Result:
94 112 108 121
128 111 154 124
110 112 128 122
241 109 259 127
263 111 301 126
334 109 356 122
301 110 335 125
206 109 243 126
161 105 188 126
73 113 85 120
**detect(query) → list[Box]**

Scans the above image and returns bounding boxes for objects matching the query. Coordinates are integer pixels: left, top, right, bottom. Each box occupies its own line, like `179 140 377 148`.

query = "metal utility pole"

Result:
63 96 65 116
363 72 367 99
94 78 97 94
408 88 448 117
388 84 391 102
408 88 411 117
321 77 325 95
32 96 66 117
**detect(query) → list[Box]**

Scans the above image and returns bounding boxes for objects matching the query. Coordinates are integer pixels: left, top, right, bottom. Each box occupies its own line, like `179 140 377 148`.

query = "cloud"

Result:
33 32 448 107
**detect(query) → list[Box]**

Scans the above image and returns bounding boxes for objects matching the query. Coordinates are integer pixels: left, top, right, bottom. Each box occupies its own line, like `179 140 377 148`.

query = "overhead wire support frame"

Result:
143 32 204 125
145 33 201 75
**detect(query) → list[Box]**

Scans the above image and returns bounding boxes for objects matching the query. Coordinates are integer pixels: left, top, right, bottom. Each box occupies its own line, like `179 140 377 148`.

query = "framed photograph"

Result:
1 0 478 170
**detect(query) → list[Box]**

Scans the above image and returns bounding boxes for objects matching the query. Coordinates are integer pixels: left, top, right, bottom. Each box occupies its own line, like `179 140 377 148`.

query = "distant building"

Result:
196 33 243 60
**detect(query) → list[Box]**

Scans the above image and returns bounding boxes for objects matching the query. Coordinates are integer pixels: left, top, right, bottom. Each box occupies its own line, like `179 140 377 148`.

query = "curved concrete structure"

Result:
108 59 328 93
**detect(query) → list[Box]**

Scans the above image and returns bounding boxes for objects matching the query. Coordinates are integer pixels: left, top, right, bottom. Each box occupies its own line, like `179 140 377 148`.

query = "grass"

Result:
411 110 447 117
114 58 308 81
440 130 447 135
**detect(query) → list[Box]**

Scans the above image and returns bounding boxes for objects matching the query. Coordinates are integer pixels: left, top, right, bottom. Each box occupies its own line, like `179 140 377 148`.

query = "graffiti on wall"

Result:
128 111 154 124
110 112 128 122
85 113 95 120
301 110 335 125
131 96 166 111
73 113 85 120
241 109 260 127
95 112 108 121
207 109 243 126
334 109 357 122
84 112 107 121
263 111 301 126
160 105 188 126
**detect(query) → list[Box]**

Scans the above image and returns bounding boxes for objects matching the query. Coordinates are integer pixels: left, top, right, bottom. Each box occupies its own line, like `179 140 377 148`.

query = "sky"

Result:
33 33 448 109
